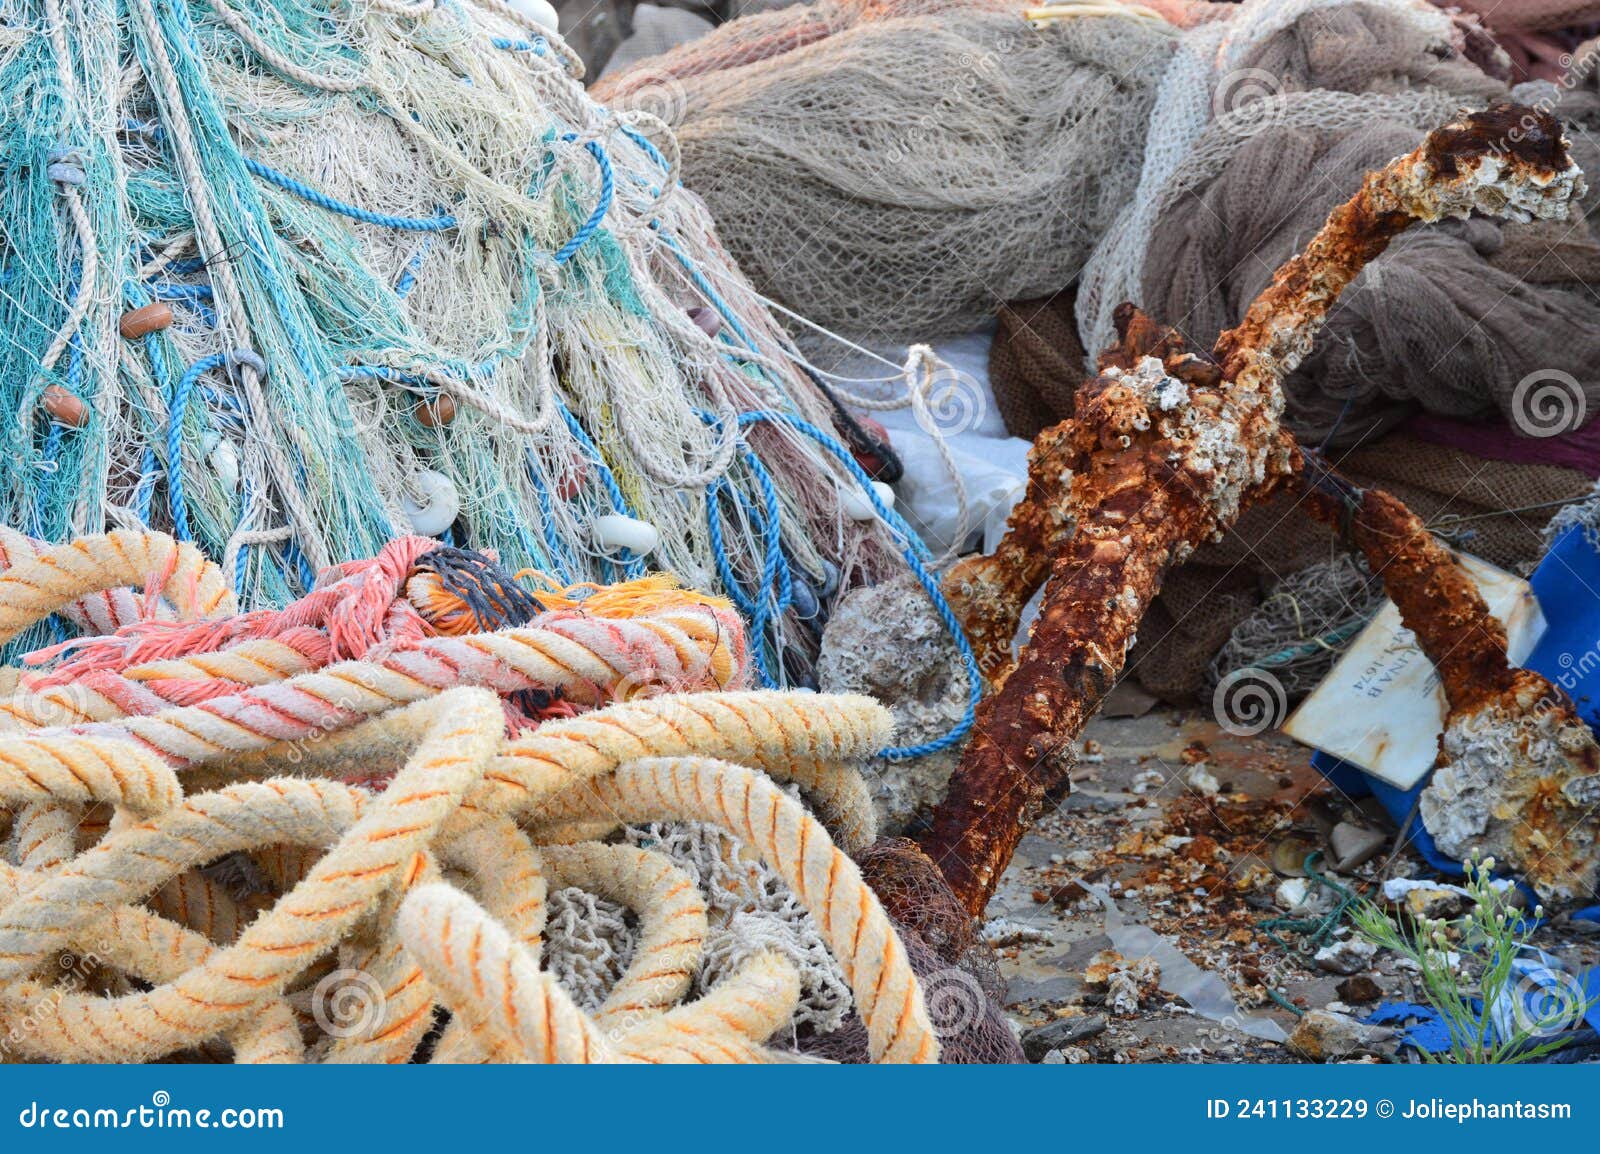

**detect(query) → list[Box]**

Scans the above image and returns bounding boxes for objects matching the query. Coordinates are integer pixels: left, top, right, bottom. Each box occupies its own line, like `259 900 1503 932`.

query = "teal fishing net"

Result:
1 0 941 684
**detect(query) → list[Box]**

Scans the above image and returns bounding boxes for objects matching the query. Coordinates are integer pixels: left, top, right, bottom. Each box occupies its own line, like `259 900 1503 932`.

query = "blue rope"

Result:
235 475 255 591
152 281 213 302
393 236 433 298
730 411 980 759
161 256 209 276
152 281 218 328
124 281 170 526
166 352 230 541
524 449 578 584
559 403 645 579
490 36 548 55
241 157 458 232
705 441 794 687
553 136 613 266
336 364 441 388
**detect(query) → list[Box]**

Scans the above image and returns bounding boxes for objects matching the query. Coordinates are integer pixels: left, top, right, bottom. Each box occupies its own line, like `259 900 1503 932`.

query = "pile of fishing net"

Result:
1430 0 1600 82
595 0 1174 341
0 528 1019 1063
1123 1 1600 450
1 0 952 688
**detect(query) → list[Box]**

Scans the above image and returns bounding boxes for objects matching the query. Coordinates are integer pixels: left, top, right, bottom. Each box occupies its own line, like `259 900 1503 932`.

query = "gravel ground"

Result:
982 706 1600 1064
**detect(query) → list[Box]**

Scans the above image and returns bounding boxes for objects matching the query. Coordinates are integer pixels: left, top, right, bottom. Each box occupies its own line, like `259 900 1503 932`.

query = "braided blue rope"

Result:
490 36 548 55
152 281 218 328
553 135 613 267
151 281 213 302
393 236 433 298
234 475 254 591
124 281 170 527
336 364 440 388
160 256 209 275
731 411 981 759
166 352 230 542
523 449 578 584
559 402 645 580
705 440 794 687
241 157 458 232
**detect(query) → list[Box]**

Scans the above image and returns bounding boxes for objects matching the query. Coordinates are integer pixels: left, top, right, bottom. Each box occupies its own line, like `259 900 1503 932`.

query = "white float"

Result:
505 0 559 31
402 469 461 537
839 481 895 522
593 513 660 555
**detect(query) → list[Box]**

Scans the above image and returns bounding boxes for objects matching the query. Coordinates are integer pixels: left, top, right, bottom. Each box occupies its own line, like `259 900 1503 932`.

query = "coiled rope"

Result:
0 529 937 1064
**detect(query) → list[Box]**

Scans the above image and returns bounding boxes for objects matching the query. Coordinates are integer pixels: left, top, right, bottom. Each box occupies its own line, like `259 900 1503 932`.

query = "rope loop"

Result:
552 135 615 267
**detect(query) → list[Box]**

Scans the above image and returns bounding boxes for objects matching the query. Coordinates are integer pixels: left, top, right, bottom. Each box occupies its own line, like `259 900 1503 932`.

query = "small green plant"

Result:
1350 853 1587 1064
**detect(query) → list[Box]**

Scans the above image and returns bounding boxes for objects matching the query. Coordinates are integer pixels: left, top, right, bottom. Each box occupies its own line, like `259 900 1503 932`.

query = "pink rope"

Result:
49 606 748 768
25 536 436 686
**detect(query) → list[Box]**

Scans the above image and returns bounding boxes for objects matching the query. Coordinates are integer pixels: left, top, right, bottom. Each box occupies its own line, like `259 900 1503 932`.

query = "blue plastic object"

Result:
1525 523 1600 732
1310 524 1600 902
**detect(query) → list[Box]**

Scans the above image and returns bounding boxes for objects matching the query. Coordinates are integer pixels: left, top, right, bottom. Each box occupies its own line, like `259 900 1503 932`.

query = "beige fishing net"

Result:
597 0 1174 341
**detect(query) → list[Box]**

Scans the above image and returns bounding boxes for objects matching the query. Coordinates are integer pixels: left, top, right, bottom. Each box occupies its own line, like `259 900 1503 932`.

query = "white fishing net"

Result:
542 809 854 1036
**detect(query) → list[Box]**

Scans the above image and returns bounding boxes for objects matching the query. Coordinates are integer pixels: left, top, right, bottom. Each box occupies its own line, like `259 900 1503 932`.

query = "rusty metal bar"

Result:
917 104 1593 914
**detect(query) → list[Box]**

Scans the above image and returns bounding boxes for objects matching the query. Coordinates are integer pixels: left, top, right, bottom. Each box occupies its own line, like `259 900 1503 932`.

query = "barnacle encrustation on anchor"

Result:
912 103 1600 914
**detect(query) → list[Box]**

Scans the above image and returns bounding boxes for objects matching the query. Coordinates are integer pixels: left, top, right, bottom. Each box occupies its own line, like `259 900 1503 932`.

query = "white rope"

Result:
203 0 367 93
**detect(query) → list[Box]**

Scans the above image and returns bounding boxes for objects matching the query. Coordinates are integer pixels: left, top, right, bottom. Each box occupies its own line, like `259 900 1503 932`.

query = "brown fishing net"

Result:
976 3 1600 701
1432 1 1600 81
988 292 1089 441
1142 121 1600 451
800 838 1026 1063
1128 437 1594 703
